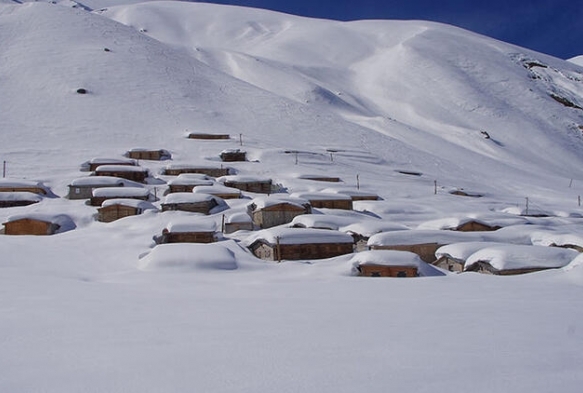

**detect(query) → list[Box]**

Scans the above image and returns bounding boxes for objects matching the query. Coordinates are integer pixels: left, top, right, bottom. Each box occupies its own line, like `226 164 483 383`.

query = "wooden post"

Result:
434 180 437 195
276 236 281 263
569 179 573 188
525 197 529 216
2 161 5 178
578 195 581 207
356 174 360 190
330 152 334 162
221 214 226 233
295 152 298 165
239 133 243 146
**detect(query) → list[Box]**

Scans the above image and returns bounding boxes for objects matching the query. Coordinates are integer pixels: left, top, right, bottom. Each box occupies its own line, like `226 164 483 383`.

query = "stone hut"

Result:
247 196 311 229
0 192 42 208
291 192 353 210
126 148 171 161
351 250 443 277
83 157 137 172
463 244 577 276
166 174 215 194
220 149 246 162
90 187 150 207
0 179 51 196
97 199 157 223
67 176 139 200
367 230 481 263
159 220 219 244
224 213 254 234
2 214 75 235
163 164 230 177
94 165 148 183
161 193 225 215
218 175 272 194
187 133 230 140
192 185 242 199
243 227 354 261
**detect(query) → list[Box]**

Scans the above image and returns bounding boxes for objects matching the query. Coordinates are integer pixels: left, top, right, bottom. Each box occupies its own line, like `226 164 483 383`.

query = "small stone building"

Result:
97 199 157 223
351 250 442 277
224 213 254 234
192 185 242 199
244 227 354 261
220 149 246 162
291 192 353 210
218 175 272 194
94 165 148 183
2 214 75 235
67 176 133 200
161 193 225 215
163 165 230 177
188 133 230 140
367 230 480 263
159 220 218 244
463 244 577 276
90 187 150 206
0 179 50 195
126 148 171 161
84 158 136 172
166 174 215 193
0 192 42 208
247 196 311 229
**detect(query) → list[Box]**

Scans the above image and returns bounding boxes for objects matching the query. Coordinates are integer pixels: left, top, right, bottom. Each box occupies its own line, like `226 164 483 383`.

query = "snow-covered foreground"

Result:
1 1 583 391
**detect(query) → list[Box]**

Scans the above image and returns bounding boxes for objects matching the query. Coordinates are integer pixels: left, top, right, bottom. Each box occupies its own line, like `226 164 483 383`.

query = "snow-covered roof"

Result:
0 192 43 202
0 178 50 193
435 242 511 261
192 185 241 196
217 175 271 183
368 230 484 247
95 165 148 173
464 244 578 271
321 187 379 198
128 147 169 153
3 213 76 233
69 176 141 187
530 227 583 249
290 214 353 230
92 187 150 198
417 214 527 230
350 250 444 277
342 221 409 238
226 212 253 223
220 148 245 154
165 219 217 233
163 192 220 204
290 192 352 201
167 176 214 186
100 198 157 210
87 157 136 165
243 227 354 246
249 195 309 210
138 243 237 271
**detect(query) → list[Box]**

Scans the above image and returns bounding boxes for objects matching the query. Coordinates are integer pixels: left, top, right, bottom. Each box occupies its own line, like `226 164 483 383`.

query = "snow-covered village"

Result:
1 0 583 392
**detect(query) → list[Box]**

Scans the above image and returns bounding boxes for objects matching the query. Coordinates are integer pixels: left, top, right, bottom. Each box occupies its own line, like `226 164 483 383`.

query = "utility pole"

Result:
525 197 529 216
2 161 5 178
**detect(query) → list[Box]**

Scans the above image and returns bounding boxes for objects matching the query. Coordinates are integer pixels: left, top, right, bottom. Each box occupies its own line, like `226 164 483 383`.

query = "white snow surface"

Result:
568 55 583 67
1 1 583 392
100 198 157 210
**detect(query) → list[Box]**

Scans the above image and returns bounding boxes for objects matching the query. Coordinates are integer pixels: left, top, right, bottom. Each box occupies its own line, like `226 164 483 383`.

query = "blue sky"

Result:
192 0 581 59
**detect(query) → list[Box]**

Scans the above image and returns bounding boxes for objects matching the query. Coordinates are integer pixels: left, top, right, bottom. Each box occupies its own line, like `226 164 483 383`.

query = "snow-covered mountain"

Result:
1 1 583 392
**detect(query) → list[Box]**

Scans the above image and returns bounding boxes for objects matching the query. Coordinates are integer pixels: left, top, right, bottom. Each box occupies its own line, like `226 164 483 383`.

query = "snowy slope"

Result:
2 2 583 393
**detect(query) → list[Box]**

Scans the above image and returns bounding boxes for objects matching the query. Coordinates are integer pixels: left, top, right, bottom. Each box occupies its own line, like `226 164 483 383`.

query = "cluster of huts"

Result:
2 138 580 277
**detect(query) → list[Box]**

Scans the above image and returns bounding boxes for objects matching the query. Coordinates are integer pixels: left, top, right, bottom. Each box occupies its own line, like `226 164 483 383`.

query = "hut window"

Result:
371 272 381 277
397 271 407 277
75 188 80 194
